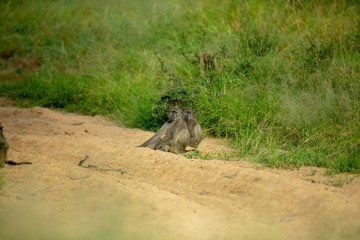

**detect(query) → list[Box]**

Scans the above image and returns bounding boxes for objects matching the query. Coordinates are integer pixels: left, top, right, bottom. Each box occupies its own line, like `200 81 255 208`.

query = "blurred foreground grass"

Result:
0 0 359 172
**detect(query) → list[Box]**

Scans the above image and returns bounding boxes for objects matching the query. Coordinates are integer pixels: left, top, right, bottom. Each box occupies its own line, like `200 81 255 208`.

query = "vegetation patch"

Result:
0 0 359 172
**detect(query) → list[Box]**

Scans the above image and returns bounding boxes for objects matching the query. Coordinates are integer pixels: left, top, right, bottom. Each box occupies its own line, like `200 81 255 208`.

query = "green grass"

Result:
326 176 357 187
1 0 359 172
185 149 215 160
185 149 232 161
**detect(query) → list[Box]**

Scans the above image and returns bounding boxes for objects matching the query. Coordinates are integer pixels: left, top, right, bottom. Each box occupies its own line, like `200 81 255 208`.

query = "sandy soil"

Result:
0 100 359 240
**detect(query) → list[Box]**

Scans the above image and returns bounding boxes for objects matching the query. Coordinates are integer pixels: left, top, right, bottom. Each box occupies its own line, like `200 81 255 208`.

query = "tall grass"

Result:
1 0 359 172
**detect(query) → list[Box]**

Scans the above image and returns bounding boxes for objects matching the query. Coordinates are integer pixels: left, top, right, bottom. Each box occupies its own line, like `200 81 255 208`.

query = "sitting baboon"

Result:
138 107 190 153
0 123 9 168
182 107 202 148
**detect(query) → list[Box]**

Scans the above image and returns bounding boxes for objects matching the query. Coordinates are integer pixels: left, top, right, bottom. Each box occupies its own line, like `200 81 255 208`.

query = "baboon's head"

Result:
167 107 182 122
182 107 195 121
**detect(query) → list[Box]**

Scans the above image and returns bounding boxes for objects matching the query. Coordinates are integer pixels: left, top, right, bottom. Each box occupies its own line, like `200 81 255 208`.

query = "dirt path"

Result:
0 103 359 239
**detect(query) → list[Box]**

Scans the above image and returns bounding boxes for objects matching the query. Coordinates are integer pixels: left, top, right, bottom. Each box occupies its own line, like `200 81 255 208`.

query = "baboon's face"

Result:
167 107 182 122
183 108 195 121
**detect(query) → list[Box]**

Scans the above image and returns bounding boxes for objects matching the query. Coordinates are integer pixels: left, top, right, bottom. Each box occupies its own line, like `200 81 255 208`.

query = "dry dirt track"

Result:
0 102 359 240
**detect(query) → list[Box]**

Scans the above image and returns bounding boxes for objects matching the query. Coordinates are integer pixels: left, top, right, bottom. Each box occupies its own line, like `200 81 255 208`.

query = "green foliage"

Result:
0 0 359 172
326 176 356 187
185 149 214 160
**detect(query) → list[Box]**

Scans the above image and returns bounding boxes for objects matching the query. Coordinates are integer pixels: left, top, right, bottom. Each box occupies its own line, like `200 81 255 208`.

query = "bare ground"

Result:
0 101 359 239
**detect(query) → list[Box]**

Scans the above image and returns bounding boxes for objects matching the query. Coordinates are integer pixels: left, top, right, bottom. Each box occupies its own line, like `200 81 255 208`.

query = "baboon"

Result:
0 123 9 168
182 107 202 148
138 107 190 153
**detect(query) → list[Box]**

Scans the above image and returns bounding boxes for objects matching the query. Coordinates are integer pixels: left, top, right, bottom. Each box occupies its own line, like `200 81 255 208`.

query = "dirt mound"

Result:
0 103 359 239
